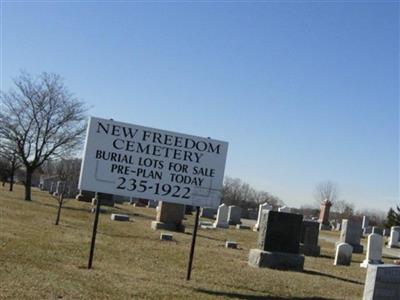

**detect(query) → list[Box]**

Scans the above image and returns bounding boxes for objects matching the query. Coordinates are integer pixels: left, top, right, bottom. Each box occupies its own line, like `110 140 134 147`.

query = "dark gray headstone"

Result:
364 226 373 235
225 241 238 249
160 233 173 241
372 226 383 236
258 210 303 254
200 207 216 219
363 265 400 300
96 192 115 207
185 205 193 215
300 220 320 256
228 206 242 225
76 190 95 202
111 214 129 221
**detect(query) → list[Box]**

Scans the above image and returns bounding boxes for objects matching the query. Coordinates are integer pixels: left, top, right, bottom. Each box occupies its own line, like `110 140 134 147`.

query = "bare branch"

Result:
0 71 87 200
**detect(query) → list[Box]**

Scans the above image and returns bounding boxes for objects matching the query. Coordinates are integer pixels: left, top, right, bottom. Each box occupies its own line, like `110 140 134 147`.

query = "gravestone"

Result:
278 206 291 213
364 226 373 235
225 241 238 249
248 210 304 271
213 204 229 228
361 233 384 268
147 199 158 208
236 224 251 230
393 226 400 241
336 223 342 231
253 203 272 231
372 227 383 236
55 181 66 196
362 216 369 229
41 178 52 191
185 205 193 215
111 214 129 221
339 219 363 253
242 208 258 220
300 220 321 256
363 265 400 300
113 195 130 204
200 207 216 219
228 206 242 225
383 229 390 237
151 201 185 232
134 198 148 207
334 242 353 266
75 190 96 202
160 233 173 241
388 229 400 248
318 199 332 230
93 192 115 207
49 182 55 194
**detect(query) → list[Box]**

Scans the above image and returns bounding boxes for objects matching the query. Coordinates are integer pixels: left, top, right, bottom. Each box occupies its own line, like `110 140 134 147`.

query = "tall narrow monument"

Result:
318 199 332 230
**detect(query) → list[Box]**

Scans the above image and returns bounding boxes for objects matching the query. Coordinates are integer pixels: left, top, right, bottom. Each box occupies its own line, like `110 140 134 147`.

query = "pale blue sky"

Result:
1 1 398 211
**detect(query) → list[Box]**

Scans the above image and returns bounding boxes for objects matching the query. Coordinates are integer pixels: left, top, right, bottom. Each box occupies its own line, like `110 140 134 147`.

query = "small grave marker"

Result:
111 214 130 221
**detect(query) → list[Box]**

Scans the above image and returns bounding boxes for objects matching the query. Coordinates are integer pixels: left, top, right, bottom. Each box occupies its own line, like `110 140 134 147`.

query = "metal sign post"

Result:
88 196 101 269
186 206 201 281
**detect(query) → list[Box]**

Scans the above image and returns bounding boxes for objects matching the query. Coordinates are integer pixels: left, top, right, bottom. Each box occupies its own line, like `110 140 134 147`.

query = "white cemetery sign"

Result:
79 116 228 208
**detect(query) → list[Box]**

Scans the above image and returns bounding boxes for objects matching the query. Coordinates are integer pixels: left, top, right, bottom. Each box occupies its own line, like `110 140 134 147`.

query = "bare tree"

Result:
333 199 354 220
0 72 87 200
314 180 338 206
0 140 22 191
221 176 284 209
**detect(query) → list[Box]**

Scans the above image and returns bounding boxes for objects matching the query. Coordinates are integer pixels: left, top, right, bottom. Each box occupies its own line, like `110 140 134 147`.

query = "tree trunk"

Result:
25 170 33 201
55 195 64 225
9 164 15 192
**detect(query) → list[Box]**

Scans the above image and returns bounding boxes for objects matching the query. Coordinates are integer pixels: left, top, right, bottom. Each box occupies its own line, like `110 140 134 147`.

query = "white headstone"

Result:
363 265 400 300
388 229 400 248
361 233 384 268
362 215 369 229
334 242 353 266
254 203 272 231
278 206 291 213
393 226 400 241
213 204 229 228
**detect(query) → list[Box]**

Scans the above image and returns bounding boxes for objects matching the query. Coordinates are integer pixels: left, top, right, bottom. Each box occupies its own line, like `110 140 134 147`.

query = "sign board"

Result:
78 116 228 208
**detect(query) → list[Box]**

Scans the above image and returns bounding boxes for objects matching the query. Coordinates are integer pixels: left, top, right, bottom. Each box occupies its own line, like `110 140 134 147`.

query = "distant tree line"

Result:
221 176 284 209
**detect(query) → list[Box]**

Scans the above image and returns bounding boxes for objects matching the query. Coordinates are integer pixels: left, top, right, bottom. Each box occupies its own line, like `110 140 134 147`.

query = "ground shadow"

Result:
382 254 398 260
39 201 156 221
183 232 225 242
194 288 334 300
303 269 363 285
318 254 335 260
38 201 91 213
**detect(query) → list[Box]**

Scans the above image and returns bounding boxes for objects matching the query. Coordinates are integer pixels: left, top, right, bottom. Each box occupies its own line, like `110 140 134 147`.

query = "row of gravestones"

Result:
361 215 391 237
213 204 242 227
334 220 400 265
212 203 292 229
248 211 400 299
72 191 399 299
40 180 78 198
334 221 400 299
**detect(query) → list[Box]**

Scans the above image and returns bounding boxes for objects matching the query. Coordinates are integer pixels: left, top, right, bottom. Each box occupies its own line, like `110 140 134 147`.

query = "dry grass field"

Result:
0 184 397 299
